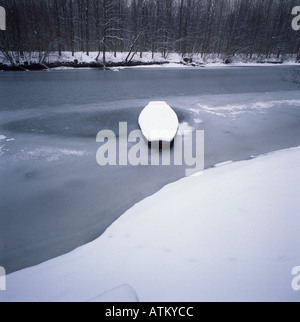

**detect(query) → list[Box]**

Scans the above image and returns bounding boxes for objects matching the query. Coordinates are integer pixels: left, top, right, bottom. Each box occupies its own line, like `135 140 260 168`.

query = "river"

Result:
0 66 300 273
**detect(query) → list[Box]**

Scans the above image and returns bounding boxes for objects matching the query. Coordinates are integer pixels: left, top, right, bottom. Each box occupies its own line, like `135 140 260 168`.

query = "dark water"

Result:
0 66 300 273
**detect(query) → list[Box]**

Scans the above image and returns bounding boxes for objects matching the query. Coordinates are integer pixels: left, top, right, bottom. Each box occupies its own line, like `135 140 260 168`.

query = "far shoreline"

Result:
0 60 169 71
1 51 299 71
0 60 298 72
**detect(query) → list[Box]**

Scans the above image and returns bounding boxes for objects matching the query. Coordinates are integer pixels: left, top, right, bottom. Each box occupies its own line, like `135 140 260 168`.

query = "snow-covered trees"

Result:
0 0 298 62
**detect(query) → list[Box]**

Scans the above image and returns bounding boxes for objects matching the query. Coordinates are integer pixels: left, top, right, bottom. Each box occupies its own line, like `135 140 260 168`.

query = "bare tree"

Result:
0 0 299 65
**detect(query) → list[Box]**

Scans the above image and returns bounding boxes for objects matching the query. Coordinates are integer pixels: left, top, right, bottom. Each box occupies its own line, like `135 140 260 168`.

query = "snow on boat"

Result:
138 101 179 144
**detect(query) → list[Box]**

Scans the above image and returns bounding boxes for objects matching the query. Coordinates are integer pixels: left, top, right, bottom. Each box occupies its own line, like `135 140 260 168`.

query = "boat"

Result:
138 101 179 146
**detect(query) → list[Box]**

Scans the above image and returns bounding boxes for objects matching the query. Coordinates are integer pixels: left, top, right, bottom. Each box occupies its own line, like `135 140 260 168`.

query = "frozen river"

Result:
0 66 300 273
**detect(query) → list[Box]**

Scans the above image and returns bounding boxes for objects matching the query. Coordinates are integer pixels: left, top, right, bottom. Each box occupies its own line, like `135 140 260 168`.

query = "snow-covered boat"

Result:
138 101 179 145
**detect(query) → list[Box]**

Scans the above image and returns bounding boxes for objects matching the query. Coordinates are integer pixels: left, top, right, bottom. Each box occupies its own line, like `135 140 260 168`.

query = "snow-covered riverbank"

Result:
0 52 298 70
1 146 299 302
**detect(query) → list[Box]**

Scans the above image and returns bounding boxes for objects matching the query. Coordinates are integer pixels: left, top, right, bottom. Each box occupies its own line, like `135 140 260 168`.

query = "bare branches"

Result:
0 0 298 64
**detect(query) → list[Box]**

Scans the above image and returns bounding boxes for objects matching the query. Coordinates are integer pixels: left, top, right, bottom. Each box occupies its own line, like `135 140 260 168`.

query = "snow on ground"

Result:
214 161 234 168
89 285 139 303
1 147 300 302
130 62 189 69
0 51 298 67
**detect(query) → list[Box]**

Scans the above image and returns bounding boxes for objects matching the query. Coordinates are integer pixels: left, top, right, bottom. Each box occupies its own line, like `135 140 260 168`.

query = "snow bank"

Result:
0 51 298 67
1 147 300 302
214 161 234 168
88 285 139 303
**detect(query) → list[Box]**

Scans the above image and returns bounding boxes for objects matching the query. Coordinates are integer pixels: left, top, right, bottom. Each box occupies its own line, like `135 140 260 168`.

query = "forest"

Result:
0 0 299 64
